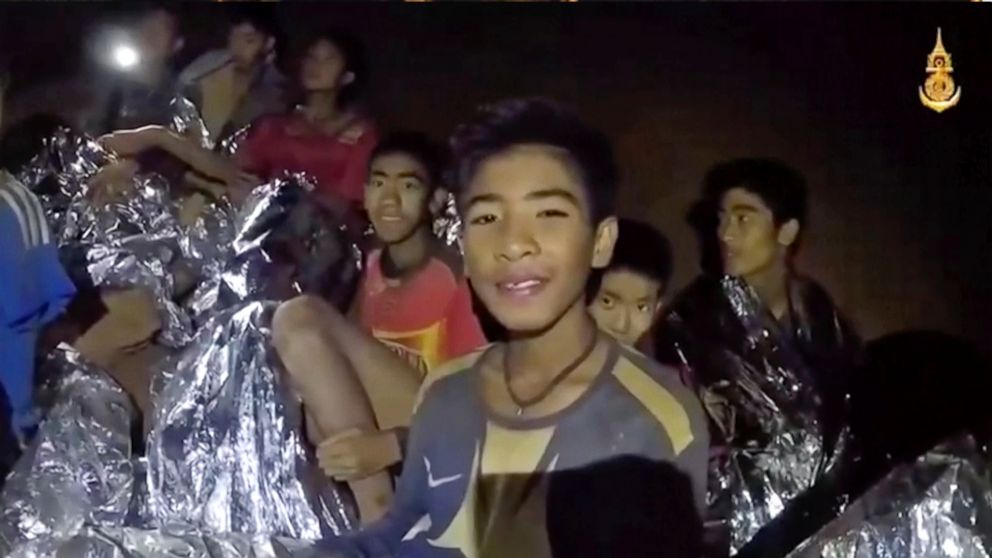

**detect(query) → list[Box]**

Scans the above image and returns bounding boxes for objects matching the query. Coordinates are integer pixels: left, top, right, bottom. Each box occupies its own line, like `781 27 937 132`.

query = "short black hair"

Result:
134 2 182 33
704 158 808 227
228 4 281 41
546 456 703 558
303 28 368 109
448 98 619 224
589 218 673 298
371 131 447 187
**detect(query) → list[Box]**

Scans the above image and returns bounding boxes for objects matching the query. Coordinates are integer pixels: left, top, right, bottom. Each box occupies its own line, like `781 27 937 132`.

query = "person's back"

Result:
0 170 76 439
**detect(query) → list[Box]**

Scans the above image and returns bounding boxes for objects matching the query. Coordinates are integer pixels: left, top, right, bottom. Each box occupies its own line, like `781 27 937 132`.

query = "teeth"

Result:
508 279 541 290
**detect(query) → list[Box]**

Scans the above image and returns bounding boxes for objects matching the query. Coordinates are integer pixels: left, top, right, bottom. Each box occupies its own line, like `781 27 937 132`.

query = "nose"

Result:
610 308 631 335
498 215 539 262
718 219 735 245
380 183 401 206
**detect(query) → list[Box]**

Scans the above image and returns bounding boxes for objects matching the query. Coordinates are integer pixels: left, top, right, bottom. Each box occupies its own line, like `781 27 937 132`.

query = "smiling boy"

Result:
311 99 708 558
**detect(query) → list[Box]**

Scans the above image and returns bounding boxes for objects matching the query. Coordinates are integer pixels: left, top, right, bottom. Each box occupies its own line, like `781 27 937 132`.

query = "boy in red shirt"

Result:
272 131 486 524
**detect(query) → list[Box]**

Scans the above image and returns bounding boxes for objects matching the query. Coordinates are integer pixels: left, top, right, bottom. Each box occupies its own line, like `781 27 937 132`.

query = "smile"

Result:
496 277 549 299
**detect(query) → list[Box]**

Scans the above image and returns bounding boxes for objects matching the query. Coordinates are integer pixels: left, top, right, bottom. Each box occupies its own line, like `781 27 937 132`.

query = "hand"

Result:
98 126 166 157
316 428 401 482
87 159 139 205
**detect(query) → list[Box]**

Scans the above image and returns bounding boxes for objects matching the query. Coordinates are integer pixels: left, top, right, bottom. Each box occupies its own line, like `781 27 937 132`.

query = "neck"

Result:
505 299 599 381
384 225 433 274
744 258 791 320
232 60 259 79
304 90 340 121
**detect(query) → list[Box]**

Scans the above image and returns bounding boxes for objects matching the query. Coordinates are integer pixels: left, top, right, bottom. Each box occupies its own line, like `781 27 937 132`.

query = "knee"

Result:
272 295 330 353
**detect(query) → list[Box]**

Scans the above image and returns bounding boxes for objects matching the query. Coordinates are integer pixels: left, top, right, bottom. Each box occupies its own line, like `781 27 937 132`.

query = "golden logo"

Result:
919 28 961 113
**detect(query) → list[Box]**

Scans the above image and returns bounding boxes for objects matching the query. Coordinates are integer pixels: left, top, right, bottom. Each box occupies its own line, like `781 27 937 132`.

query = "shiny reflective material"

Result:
1 126 363 556
146 302 354 538
662 275 859 553
0 346 135 557
790 436 992 558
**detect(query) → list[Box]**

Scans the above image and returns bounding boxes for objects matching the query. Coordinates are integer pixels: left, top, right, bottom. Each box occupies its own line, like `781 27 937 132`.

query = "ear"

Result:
340 71 356 86
265 37 276 54
777 218 800 248
591 216 619 269
654 298 665 318
429 188 449 217
173 37 185 55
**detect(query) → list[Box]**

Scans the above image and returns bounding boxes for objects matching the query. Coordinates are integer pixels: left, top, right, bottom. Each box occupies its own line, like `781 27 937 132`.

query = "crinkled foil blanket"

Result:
664 276 850 554
788 435 992 558
0 103 468 555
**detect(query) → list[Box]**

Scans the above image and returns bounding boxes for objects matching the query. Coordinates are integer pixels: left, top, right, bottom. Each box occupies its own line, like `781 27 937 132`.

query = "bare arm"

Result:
155 128 241 186
100 126 248 191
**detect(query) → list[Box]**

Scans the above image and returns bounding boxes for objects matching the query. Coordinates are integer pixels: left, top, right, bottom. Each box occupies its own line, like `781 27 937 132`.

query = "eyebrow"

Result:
525 188 582 207
370 170 426 182
726 203 761 213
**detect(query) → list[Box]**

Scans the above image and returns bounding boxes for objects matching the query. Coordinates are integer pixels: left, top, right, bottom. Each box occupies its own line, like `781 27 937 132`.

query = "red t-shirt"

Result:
238 114 378 204
357 247 487 380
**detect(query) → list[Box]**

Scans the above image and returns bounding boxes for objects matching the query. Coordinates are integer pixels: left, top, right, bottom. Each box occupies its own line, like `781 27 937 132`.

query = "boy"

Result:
588 217 672 351
179 5 286 143
659 158 860 556
308 99 708 558
87 3 185 135
272 132 486 523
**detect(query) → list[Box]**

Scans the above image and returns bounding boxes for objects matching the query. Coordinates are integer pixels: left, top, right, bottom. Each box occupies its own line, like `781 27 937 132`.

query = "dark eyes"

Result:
538 209 569 218
470 214 497 225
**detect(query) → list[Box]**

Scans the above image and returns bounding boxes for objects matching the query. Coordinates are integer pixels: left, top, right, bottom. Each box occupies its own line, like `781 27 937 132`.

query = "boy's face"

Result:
229 23 271 69
365 152 432 244
717 187 797 281
462 144 616 333
137 10 180 66
301 40 347 93
589 268 662 346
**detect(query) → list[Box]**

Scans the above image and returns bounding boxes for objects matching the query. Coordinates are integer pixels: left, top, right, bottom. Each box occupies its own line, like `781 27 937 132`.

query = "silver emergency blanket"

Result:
433 190 462 248
19 526 315 558
146 302 354 538
661 275 859 553
146 174 359 536
18 128 204 347
0 346 136 557
170 96 213 151
789 435 992 558
2 123 363 554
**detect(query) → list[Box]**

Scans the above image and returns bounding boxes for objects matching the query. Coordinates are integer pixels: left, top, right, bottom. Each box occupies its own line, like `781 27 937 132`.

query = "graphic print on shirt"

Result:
374 324 442 380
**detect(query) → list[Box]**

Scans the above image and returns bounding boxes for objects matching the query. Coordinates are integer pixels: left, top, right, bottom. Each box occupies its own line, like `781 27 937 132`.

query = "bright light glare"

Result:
113 44 140 69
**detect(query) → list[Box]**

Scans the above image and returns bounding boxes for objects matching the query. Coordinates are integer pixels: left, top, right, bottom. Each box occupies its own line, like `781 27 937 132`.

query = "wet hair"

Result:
448 98 619 224
546 456 702 558
370 131 447 188
588 218 673 299
302 28 368 109
703 158 808 227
